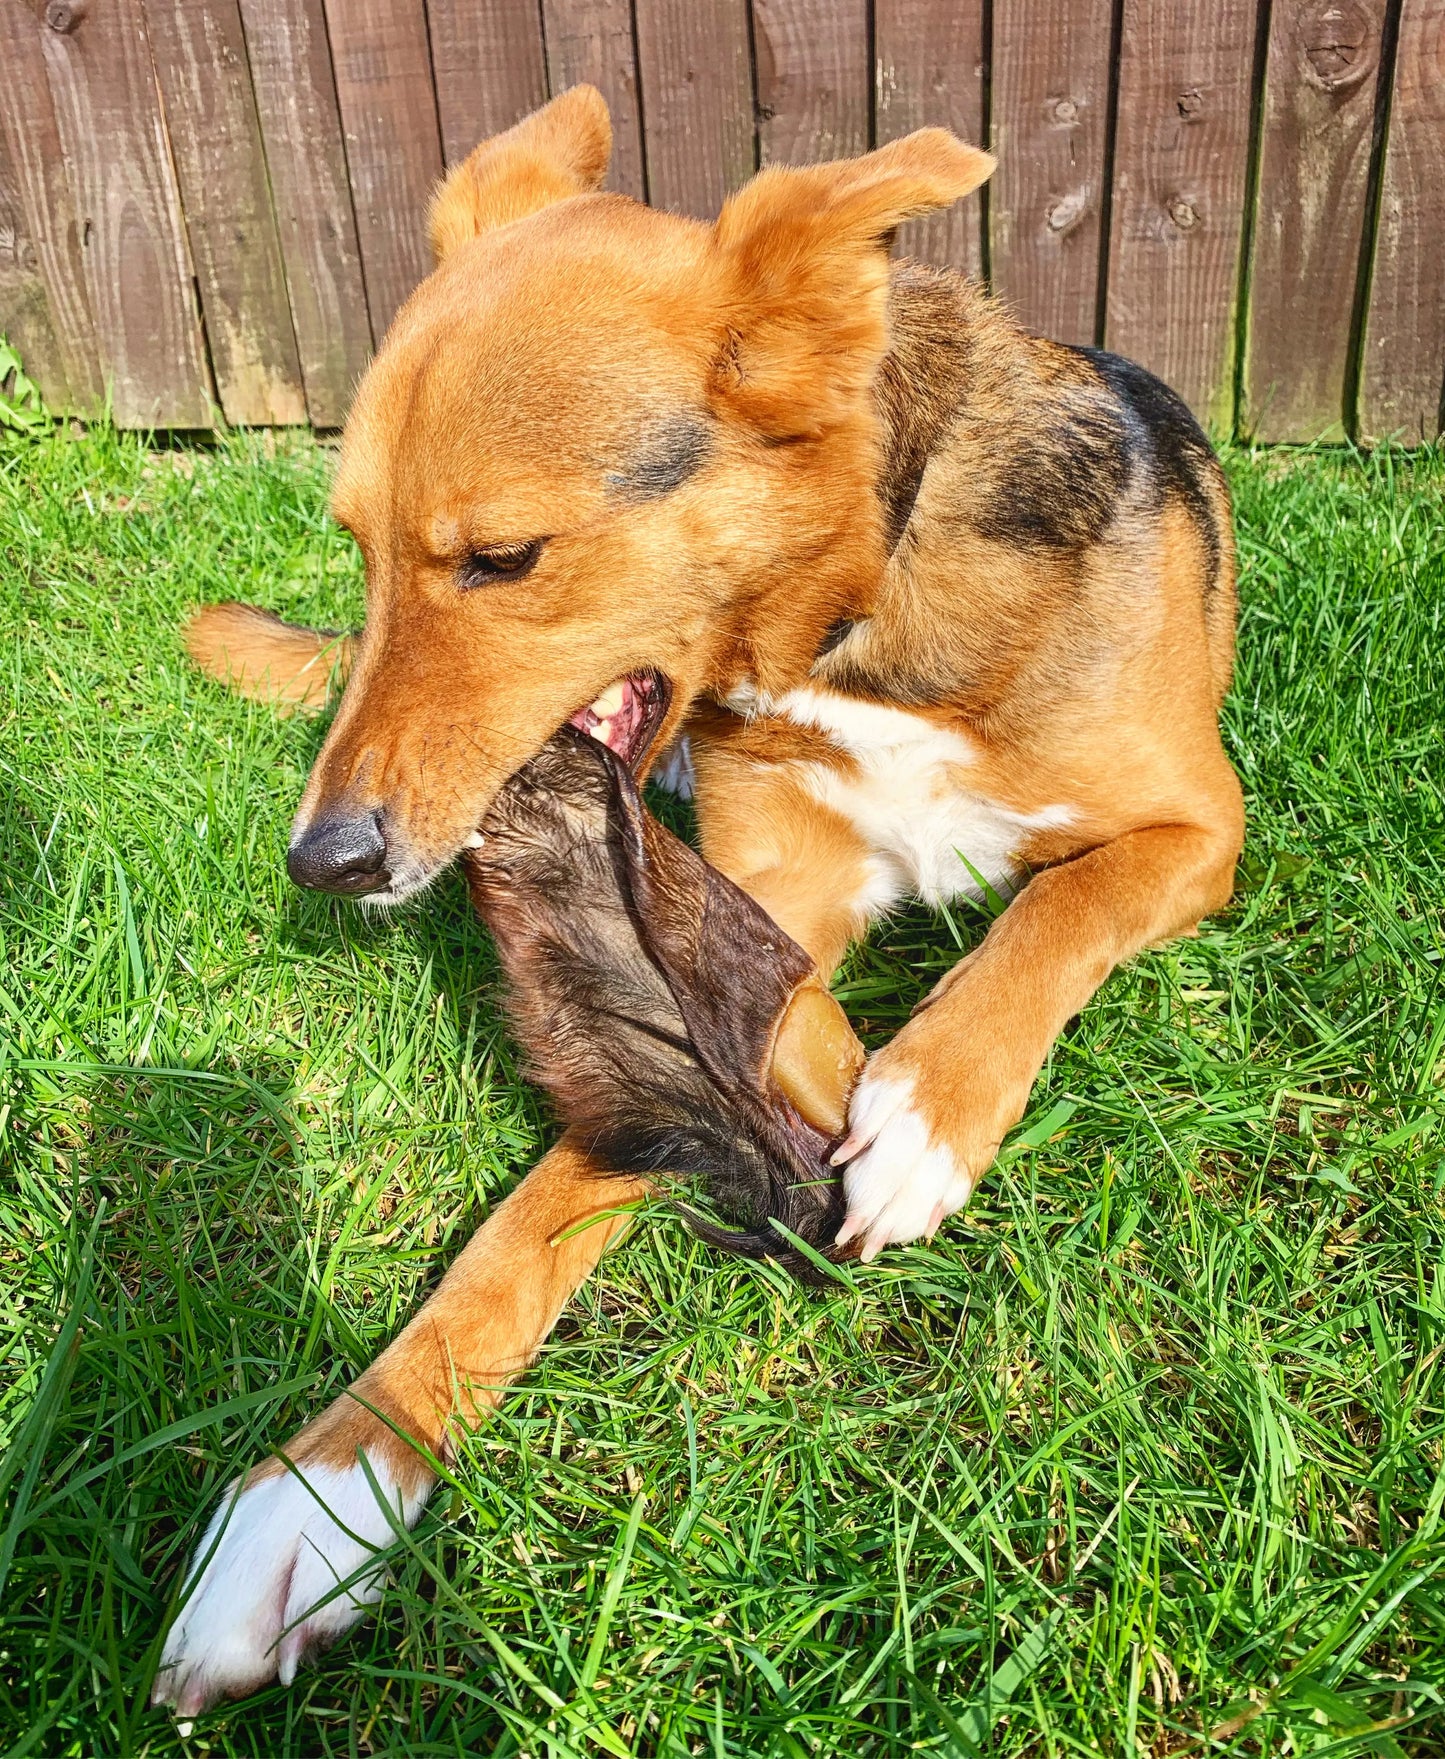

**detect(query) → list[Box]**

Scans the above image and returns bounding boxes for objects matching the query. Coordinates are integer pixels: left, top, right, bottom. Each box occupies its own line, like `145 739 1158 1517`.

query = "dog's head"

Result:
287 85 992 902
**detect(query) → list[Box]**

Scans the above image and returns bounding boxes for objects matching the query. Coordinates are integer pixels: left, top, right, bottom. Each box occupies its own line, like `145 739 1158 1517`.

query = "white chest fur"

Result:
727 683 1073 910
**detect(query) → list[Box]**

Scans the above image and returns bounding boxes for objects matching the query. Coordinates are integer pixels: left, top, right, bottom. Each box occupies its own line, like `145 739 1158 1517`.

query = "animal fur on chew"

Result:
466 729 857 1275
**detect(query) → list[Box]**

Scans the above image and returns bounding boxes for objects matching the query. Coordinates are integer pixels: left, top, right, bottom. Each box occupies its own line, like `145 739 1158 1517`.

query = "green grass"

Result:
1 424 1443 1758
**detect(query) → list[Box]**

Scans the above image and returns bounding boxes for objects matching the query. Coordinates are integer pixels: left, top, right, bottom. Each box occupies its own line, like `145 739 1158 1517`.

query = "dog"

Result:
154 84 1243 1714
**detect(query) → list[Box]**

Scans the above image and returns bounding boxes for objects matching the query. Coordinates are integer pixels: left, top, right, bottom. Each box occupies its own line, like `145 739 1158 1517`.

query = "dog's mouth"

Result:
374 672 673 903
564 669 671 771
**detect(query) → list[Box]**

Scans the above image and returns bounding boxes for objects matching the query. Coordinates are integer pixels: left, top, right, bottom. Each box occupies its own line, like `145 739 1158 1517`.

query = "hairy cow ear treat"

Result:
464 729 865 1276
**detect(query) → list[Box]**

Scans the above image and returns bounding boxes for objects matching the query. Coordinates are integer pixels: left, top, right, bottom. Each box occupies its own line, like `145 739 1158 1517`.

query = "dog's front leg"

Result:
835 814 1243 1259
154 1139 641 1715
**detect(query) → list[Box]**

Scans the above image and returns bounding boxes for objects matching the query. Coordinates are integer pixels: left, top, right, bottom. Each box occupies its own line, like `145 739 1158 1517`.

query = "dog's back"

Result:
821 262 1237 725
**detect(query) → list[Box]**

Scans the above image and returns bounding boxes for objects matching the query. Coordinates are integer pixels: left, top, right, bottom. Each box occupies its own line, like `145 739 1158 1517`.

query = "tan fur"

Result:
181 88 1244 1612
709 131 993 438
428 85 612 260
184 603 354 715
242 1140 643 1499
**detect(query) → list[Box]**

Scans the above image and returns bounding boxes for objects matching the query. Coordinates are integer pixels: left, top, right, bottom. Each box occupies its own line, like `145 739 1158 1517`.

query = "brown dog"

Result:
156 85 1243 1713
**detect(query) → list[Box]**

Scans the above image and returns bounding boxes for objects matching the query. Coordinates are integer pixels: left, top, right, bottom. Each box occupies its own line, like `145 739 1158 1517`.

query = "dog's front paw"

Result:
153 1452 432 1717
832 1066 974 1262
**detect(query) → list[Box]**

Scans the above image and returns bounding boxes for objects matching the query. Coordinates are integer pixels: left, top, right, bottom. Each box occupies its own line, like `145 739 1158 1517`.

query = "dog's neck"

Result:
719 263 978 708
873 262 977 559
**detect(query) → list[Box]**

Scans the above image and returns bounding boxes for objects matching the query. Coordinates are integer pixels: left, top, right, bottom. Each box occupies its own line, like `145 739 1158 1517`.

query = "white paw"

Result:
833 1070 972 1261
649 733 695 800
153 1455 431 1716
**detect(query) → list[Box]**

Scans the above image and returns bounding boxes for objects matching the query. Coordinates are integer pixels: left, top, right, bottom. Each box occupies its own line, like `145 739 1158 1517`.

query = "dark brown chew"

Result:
464 730 860 1276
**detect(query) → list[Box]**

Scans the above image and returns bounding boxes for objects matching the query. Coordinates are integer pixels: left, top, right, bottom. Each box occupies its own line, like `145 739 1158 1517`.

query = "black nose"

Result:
287 811 390 895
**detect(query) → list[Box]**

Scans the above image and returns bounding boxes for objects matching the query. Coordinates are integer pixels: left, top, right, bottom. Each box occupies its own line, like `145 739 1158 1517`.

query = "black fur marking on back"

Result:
1074 349 1224 582
607 413 713 502
971 394 1133 552
814 618 856 662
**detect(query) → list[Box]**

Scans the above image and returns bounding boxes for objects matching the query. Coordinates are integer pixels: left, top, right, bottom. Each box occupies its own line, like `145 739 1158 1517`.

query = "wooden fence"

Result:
0 0 1440 442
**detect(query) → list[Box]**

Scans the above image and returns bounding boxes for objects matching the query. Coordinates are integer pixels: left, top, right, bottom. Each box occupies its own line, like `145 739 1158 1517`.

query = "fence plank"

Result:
634 0 754 218
145 0 306 426
544 0 648 199
323 0 444 340
1359 0 1444 443
18 0 212 426
990 0 1115 346
429 0 547 166
1104 0 1256 431
753 0 870 165
1244 0 1388 441
0 5 102 414
238 0 372 427
874 0 986 274
0 117 70 411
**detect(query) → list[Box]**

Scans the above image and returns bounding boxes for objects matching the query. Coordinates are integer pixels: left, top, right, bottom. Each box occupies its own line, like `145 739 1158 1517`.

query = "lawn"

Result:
1 421 1443 1758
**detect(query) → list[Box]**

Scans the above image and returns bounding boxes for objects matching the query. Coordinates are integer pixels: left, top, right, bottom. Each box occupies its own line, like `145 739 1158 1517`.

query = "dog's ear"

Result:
708 129 993 438
428 85 612 261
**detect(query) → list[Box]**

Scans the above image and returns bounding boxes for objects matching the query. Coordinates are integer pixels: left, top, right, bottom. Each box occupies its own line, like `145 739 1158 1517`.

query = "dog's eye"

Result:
459 539 544 588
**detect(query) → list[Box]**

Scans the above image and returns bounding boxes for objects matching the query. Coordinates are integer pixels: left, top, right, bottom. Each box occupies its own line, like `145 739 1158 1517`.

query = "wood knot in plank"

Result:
1046 189 1088 234
0 218 37 270
1176 89 1204 120
1049 96 1080 126
1167 195 1200 231
44 0 87 30
1301 1 1376 91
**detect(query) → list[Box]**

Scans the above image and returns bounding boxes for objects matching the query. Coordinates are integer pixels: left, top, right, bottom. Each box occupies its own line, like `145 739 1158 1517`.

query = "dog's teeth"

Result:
590 682 626 718
588 716 614 748
464 831 485 849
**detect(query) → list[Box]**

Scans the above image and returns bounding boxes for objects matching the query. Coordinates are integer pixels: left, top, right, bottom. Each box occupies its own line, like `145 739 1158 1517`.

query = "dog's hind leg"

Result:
184 603 356 714
153 1138 642 1716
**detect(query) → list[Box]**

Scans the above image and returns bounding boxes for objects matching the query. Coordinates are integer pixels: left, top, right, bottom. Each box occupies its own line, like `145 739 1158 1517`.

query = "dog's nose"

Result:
287 811 390 895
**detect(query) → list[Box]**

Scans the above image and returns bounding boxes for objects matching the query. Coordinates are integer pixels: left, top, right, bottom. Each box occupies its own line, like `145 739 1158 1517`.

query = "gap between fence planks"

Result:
145 0 307 427
0 0 1439 442
10 0 212 426
754 0 870 167
543 0 649 200
633 0 755 220
237 0 373 428
323 0 444 340
429 0 548 168
1105 0 1257 434
874 0 987 278
0 4 102 416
